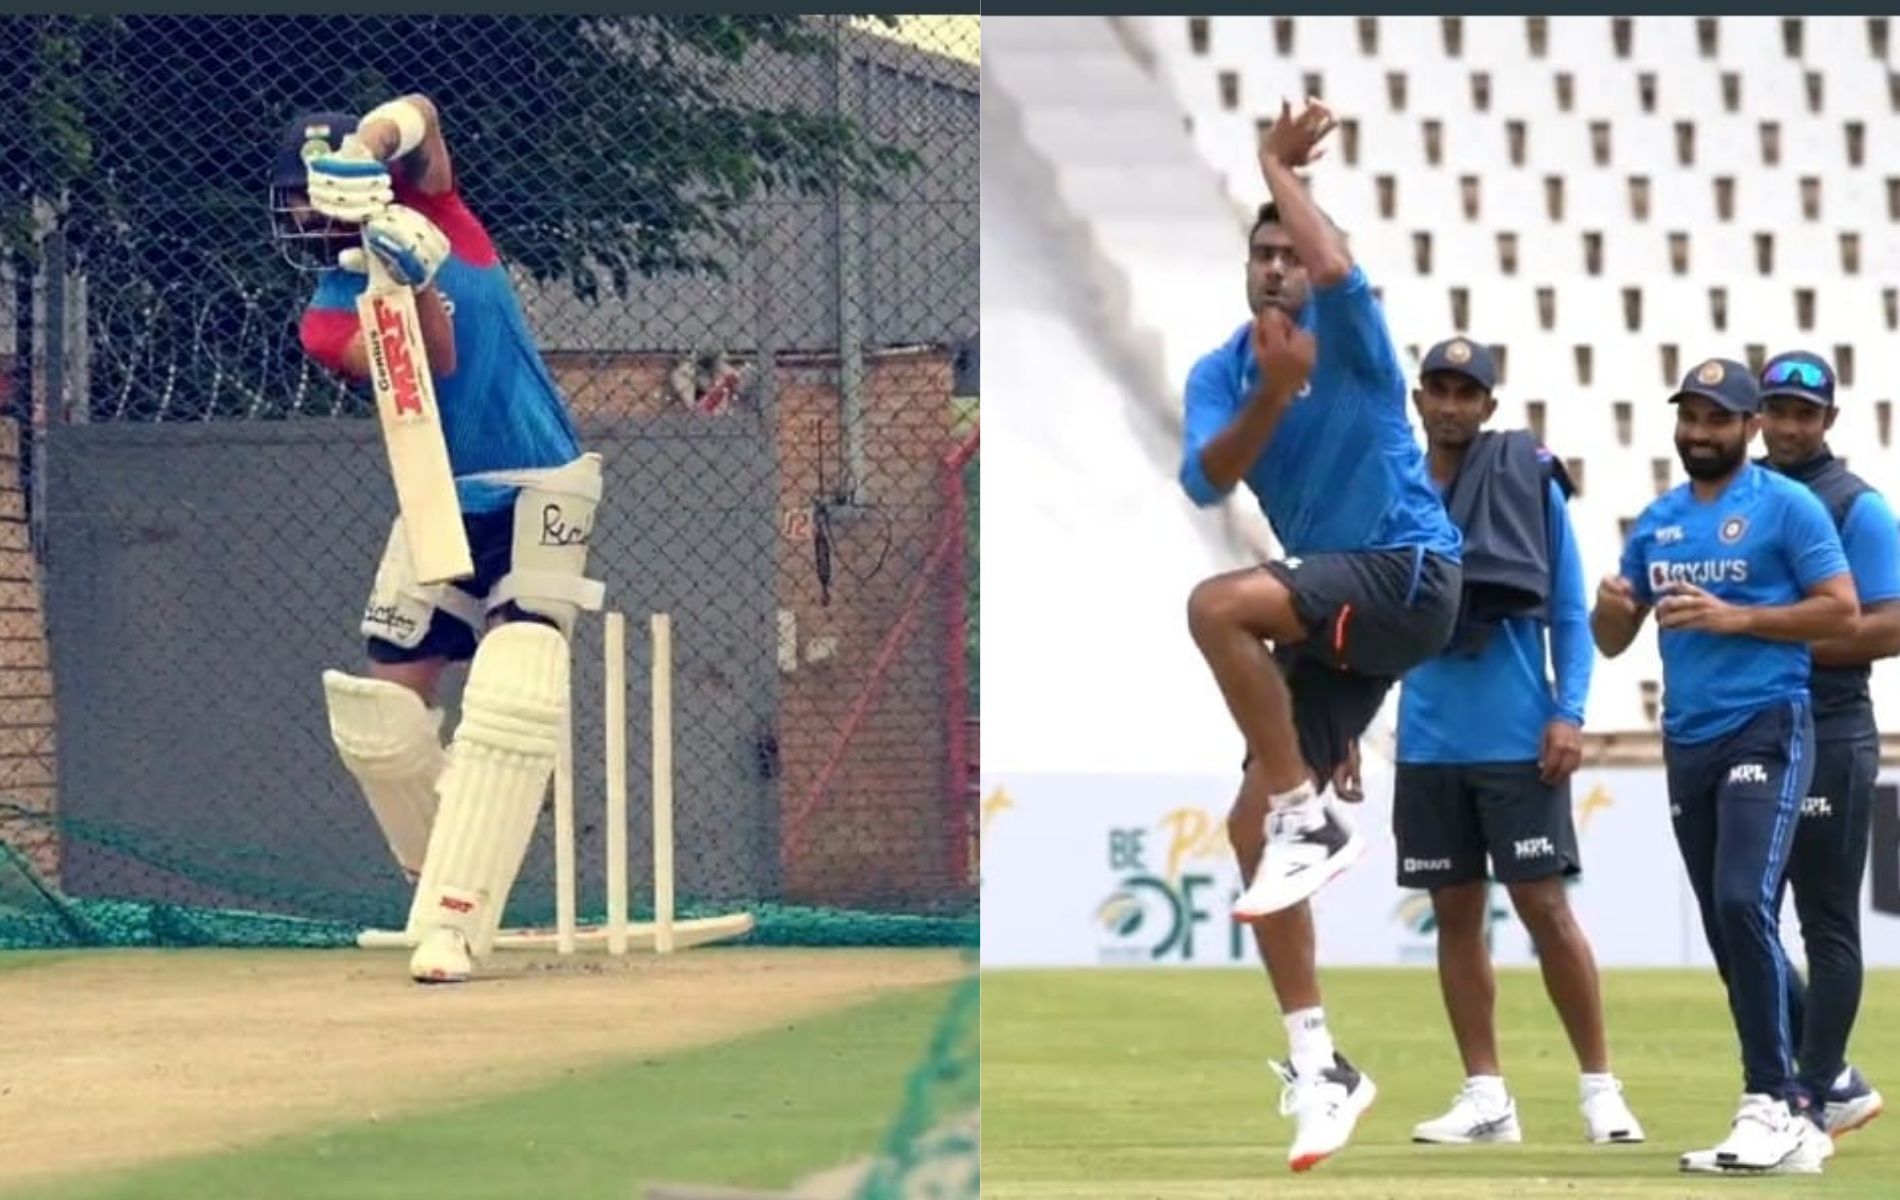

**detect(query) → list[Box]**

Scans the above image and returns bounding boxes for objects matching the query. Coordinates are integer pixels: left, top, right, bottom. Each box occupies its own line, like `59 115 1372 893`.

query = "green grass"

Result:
9 982 958 1200
984 968 1900 1199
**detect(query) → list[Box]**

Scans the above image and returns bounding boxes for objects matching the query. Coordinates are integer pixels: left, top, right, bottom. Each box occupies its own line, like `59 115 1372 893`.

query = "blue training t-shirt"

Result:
1618 463 1851 744
1399 478 1590 763
1178 266 1462 560
1840 490 1900 606
300 177 583 514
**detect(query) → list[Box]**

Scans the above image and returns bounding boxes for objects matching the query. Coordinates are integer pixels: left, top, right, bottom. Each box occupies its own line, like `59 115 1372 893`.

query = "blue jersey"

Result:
1619 463 1851 744
1178 266 1462 559
1840 490 1900 606
1399 479 1590 763
300 179 582 514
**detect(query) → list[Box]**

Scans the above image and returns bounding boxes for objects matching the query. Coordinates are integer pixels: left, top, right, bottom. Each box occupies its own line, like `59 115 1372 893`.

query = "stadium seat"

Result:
1039 13 1900 730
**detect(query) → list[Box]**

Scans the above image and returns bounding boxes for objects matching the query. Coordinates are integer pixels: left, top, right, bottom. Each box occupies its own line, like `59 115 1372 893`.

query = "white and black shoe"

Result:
1580 1078 1646 1144
1276 1053 1378 1172
1412 1081 1523 1144
1233 799 1366 920
1680 1093 1801 1173
1770 1117 1836 1175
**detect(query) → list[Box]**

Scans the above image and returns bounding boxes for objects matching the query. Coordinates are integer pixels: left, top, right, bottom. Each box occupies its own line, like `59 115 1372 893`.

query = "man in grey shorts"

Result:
1394 338 1643 1146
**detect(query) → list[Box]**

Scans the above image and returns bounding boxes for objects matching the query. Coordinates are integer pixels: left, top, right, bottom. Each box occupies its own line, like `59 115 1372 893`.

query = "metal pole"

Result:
833 15 868 503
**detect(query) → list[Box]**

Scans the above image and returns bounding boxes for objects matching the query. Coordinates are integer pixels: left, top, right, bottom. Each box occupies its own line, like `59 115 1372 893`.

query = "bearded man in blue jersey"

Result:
1180 99 1463 1171
1594 359 1856 1175
272 96 603 985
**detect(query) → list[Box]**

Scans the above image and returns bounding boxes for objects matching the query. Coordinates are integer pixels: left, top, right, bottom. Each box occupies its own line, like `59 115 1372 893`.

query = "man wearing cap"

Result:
1756 351 1899 1141
1397 338 1644 1147
1594 359 1857 1174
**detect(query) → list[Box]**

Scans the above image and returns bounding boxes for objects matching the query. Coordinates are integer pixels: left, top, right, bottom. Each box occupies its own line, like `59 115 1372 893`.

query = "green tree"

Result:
2 14 918 419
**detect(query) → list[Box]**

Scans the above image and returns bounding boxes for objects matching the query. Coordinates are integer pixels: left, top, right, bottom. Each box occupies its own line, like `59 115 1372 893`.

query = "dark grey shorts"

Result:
1243 548 1461 786
1393 761 1581 889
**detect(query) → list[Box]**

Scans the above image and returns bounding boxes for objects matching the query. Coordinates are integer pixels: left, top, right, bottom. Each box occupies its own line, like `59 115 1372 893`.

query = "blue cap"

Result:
1419 337 1497 391
1759 351 1837 408
1669 357 1759 414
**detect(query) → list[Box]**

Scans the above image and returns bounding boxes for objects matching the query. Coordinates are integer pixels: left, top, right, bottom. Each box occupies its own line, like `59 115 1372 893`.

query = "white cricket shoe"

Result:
1233 799 1366 919
1770 1118 1836 1175
1679 1093 1800 1173
1581 1078 1646 1144
410 926 472 984
1412 1081 1523 1144
1275 1054 1378 1172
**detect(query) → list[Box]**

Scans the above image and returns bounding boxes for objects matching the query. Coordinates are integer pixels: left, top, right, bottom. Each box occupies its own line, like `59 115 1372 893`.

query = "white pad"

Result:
361 517 484 650
322 672 446 878
464 454 607 638
404 621 568 955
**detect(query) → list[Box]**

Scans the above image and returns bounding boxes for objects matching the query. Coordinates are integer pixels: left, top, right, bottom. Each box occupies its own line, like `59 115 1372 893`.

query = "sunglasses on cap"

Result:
1762 359 1831 390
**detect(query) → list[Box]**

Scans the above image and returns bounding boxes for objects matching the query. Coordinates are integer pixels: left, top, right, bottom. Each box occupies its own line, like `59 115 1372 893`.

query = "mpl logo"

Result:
1801 795 1834 819
1513 836 1555 860
1729 763 1768 785
1654 525 1686 545
1096 809 1247 964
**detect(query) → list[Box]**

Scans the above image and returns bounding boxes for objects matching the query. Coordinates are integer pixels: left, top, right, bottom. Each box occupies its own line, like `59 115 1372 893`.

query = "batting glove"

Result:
362 204 450 289
307 138 394 224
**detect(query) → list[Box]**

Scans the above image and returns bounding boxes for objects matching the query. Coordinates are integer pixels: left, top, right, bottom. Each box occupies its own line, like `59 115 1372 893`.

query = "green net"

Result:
852 971 979 1200
0 14 978 951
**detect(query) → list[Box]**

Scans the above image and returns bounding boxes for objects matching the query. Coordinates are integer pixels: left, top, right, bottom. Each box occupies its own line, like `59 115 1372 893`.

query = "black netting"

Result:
0 14 978 949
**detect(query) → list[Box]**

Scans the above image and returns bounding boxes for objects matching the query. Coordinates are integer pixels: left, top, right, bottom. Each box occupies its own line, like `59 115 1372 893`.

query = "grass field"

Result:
984 967 1900 1199
0 948 968 1200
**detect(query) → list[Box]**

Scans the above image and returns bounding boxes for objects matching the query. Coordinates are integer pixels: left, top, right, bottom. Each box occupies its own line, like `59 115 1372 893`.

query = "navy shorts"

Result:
1244 548 1462 785
365 508 549 665
1393 761 1581 889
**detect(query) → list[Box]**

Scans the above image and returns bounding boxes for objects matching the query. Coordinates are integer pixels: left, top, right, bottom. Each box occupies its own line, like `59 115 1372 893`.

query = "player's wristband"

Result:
362 99 427 158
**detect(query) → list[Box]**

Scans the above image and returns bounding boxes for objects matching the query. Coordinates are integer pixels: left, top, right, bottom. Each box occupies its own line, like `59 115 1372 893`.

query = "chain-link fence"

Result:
0 14 978 948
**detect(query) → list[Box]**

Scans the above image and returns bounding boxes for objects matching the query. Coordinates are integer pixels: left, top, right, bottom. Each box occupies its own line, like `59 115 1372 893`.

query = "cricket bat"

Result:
357 220 473 585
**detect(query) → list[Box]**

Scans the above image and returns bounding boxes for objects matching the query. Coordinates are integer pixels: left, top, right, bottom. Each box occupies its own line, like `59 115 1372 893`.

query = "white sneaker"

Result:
1581 1079 1646 1144
1275 1054 1378 1172
1679 1094 1800 1173
1412 1081 1522 1144
1678 1147 1721 1174
1233 800 1366 920
1770 1118 1835 1175
409 926 472 984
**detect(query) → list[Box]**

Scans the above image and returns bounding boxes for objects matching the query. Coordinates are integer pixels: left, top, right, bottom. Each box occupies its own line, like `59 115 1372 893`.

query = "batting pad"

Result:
405 621 568 956
322 671 447 880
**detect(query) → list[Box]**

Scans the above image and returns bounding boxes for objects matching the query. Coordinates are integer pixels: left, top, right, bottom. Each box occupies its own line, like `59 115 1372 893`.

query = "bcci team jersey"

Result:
299 176 582 514
1619 463 1851 744
1399 479 1591 763
1179 266 1462 560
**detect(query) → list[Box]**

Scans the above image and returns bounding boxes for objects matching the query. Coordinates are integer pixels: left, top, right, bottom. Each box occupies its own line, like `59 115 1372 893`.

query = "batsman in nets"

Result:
270 94 606 985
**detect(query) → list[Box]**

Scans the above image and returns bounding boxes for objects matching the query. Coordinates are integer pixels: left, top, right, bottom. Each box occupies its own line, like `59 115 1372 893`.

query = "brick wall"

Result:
548 347 962 908
0 418 58 885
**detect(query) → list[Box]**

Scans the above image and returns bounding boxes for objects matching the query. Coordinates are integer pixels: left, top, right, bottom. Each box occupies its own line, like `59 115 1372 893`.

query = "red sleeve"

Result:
300 308 360 375
393 176 499 268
